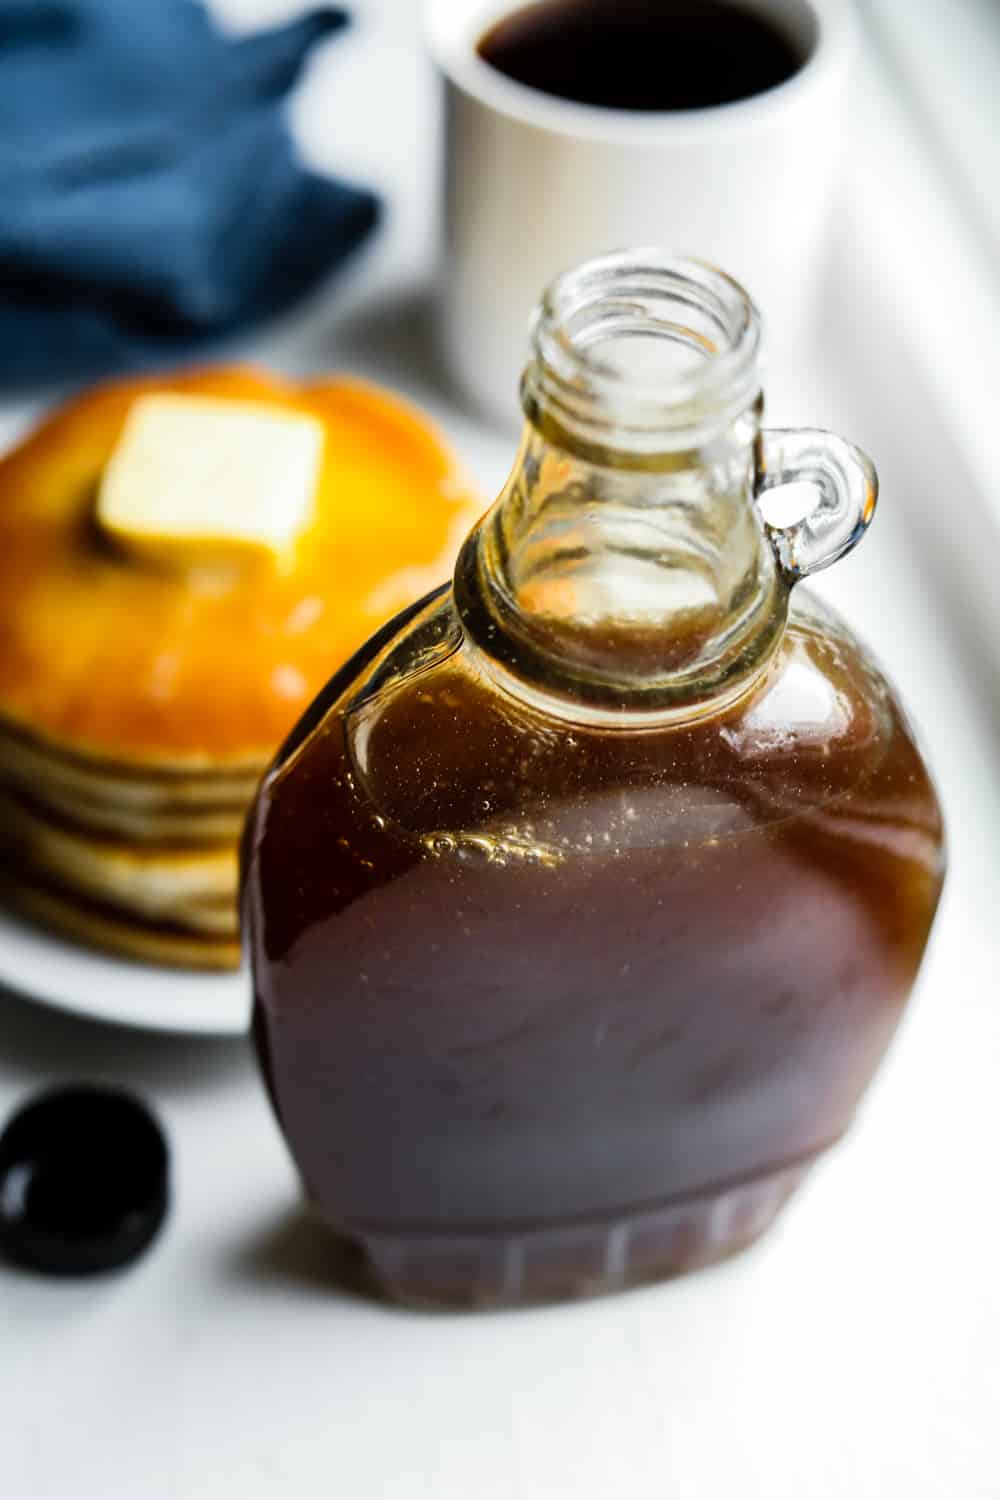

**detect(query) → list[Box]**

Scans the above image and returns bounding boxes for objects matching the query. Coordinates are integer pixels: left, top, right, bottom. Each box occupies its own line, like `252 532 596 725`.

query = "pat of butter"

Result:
97 394 324 562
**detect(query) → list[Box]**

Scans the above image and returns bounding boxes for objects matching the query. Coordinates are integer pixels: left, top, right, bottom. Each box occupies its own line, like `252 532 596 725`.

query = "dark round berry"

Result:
0 1084 169 1275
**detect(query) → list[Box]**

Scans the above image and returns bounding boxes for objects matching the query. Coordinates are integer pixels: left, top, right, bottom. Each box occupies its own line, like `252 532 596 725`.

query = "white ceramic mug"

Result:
425 0 855 426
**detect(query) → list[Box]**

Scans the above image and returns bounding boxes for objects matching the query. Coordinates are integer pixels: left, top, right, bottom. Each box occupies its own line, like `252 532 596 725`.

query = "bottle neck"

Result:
454 251 789 723
456 407 786 723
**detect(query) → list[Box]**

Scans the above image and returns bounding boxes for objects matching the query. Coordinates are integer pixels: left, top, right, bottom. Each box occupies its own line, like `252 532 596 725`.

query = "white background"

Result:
2 3 999 1496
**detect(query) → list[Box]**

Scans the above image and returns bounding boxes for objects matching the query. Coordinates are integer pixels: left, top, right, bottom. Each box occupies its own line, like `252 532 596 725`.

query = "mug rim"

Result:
424 0 854 145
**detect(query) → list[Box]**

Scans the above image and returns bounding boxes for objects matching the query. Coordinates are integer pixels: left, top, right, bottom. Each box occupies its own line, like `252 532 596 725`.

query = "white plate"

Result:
0 908 250 1035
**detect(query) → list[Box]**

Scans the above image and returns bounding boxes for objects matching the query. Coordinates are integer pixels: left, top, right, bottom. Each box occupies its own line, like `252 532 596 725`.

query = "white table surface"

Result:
3 5 999 1497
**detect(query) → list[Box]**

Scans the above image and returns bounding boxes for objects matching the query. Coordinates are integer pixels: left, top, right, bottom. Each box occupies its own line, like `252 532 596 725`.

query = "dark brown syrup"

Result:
246 591 943 1300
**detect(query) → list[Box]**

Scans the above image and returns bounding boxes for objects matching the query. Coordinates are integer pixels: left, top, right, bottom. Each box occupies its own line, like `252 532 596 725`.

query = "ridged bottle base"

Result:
332 1159 813 1308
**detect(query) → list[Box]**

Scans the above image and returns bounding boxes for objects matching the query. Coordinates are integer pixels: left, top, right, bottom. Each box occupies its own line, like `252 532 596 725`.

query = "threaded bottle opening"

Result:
524 249 762 455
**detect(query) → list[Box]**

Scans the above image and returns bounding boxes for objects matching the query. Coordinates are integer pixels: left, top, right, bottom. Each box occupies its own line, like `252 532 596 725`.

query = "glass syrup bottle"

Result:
244 251 945 1306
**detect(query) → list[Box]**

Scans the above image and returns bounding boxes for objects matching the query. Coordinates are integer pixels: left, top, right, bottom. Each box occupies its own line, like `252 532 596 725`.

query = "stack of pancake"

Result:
0 737 252 968
0 367 480 969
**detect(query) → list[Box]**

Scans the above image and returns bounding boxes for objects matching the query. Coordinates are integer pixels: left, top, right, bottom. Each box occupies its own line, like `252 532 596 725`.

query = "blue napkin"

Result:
0 0 380 387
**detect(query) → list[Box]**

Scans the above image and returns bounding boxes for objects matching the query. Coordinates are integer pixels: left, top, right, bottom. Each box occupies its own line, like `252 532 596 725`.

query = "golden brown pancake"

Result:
0 724 252 843
0 365 480 767
0 868 241 969
0 790 235 933
0 365 482 968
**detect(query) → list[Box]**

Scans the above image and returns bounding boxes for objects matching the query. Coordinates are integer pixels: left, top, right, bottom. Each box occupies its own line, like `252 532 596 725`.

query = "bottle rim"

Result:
524 249 763 451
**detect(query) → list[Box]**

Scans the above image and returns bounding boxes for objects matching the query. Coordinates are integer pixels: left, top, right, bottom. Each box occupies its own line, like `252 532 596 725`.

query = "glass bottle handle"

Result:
756 429 878 581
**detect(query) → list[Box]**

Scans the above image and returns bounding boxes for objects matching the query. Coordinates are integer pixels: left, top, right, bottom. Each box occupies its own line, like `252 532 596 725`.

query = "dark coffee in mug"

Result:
477 0 805 112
